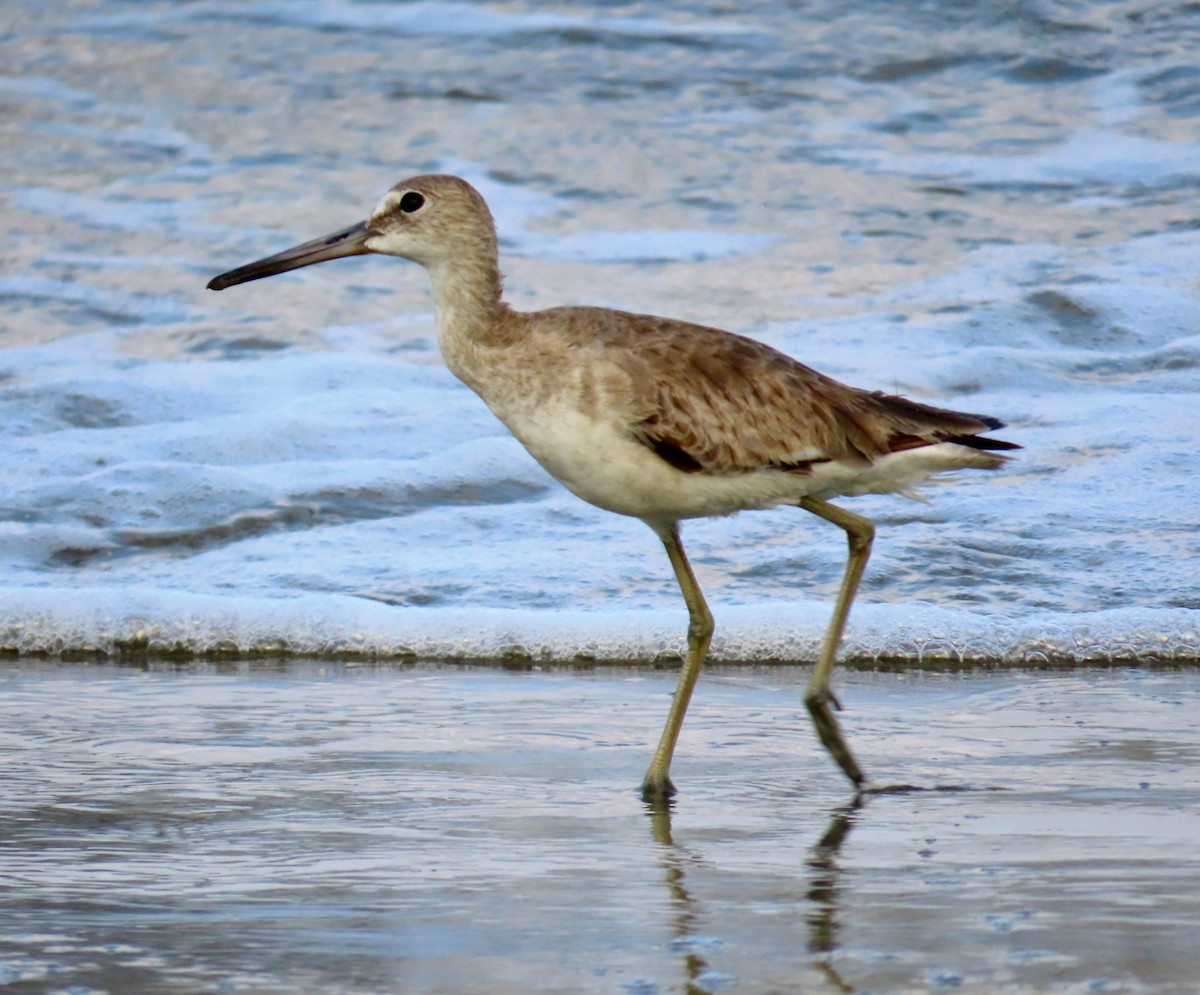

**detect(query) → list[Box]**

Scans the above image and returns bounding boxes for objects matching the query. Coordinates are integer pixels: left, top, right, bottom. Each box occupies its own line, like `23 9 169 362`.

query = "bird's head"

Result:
207 174 497 291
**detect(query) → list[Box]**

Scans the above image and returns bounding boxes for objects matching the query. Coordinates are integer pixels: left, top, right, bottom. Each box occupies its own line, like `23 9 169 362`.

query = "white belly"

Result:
493 404 811 523
486 396 999 526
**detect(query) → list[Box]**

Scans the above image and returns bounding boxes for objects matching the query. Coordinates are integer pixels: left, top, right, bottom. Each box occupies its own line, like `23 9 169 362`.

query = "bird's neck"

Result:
427 252 503 330
426 255 521 385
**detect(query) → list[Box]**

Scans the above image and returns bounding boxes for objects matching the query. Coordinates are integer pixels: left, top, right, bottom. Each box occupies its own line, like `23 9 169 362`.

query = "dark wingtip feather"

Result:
949 434 1022 452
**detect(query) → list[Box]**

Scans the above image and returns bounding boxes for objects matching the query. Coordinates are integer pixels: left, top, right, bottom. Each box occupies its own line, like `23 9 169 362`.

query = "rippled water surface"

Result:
3 4 1200 988
2 663 1198 993
2 0 1198 662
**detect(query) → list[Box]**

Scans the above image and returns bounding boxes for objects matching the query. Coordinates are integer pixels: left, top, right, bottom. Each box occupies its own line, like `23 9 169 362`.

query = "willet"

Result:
208 174 1018 801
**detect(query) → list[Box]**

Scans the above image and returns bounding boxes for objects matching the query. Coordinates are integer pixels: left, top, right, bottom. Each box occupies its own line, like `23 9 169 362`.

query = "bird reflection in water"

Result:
645 798 863 993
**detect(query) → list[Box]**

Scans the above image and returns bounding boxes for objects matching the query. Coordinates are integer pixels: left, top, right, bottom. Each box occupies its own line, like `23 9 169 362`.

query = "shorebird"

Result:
208 174 1018 801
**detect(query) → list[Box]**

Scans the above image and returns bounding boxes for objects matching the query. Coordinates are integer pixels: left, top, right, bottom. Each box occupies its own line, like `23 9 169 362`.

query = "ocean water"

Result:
3 661 1199 994
3 0 1199 664
5 6 1200 994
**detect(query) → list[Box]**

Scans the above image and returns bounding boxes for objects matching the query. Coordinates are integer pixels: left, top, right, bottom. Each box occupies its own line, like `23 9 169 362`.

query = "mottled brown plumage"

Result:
208 173 1019 801
600 310 1013 473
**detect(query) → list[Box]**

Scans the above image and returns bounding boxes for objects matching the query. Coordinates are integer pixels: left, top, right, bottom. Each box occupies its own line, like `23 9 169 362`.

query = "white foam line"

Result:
1 587 1194 666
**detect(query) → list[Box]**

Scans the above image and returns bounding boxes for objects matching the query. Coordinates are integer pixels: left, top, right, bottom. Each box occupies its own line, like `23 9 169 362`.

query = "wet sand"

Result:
1 661 1195 993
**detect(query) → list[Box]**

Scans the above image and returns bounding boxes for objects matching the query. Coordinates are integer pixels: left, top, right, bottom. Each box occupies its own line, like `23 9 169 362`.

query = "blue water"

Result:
3 0 1199 664
2 661 1198 993
5 5 1200 993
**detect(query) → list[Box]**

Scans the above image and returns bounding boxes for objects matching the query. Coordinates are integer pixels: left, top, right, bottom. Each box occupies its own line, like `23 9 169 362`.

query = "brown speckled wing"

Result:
596 312 1016 475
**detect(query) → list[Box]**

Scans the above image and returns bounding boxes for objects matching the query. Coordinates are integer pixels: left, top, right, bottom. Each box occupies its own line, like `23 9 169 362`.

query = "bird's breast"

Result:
485 399 811 523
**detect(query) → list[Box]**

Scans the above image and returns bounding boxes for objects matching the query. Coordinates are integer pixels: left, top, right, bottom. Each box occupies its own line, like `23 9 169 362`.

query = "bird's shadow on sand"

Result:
861 781 1009 795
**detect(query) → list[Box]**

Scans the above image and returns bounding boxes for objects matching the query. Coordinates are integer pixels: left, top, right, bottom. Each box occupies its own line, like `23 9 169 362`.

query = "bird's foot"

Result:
805 689 865 789
859 780 923 795
640 773 678 804
810 685 844 712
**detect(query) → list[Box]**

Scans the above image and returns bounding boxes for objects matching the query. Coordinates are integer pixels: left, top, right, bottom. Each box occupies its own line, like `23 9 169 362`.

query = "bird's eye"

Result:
399 191 425 213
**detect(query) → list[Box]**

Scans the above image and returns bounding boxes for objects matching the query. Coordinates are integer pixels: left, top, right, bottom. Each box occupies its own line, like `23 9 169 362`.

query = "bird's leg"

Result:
798 497 873 789
641 524 714 802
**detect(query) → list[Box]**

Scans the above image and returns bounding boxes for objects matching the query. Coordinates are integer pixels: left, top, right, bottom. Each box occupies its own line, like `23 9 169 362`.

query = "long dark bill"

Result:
207 221 372 291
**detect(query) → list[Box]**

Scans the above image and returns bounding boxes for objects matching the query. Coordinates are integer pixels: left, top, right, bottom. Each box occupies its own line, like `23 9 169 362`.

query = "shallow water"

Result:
2 0 1199 662
2 662 1197 993
4 4 1199 992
